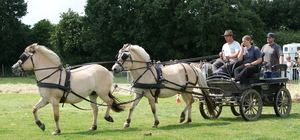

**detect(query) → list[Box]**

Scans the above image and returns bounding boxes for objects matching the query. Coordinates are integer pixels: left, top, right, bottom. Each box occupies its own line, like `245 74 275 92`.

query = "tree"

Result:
0 0 29 75
245 0 300 31
83 0 266 64
50 9 86 65
30 19 55 50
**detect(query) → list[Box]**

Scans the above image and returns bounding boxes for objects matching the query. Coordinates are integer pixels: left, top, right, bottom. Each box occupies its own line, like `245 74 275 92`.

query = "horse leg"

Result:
51 101 61 135
33 98 49 131
179 93 194 123
97 91 115 123
123 94 142 128
147 96 160 128
88 94 99 131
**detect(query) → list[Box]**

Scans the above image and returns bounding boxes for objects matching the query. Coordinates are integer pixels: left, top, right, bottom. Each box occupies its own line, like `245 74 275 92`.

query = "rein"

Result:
126 61 219 100
21 60 145 109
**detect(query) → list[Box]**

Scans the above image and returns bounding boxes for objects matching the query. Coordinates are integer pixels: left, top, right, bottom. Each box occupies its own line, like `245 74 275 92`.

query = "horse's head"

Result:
11 43 61 76
11 44 37 75
112 44 150 74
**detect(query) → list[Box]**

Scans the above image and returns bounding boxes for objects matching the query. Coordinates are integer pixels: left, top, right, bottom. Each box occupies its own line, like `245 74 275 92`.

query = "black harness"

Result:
18 52 104 108
129 62 198 103
115 47 217 103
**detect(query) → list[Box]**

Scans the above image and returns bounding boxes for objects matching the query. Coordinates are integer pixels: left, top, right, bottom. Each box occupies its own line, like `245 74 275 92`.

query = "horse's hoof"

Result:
184 121 190 124
40 123 45 131
89 125 97 131
51 130 61 135
36 121 45 131
123 123 130 128
180 118 185 123
151 125 158 128
104 116 114 122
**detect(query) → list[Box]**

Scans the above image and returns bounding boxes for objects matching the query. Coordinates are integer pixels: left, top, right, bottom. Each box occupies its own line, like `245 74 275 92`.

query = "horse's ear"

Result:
27 43 38 53
123 43 131 48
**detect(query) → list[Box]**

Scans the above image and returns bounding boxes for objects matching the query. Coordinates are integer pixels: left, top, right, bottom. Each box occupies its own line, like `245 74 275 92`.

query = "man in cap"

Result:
261 33 283 78
212 29 240 74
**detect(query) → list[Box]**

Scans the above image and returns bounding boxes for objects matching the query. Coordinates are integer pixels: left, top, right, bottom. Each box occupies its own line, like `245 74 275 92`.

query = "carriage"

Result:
195 62 292 121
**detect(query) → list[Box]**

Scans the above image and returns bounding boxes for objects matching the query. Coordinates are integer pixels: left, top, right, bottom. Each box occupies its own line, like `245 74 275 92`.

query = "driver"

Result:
212 29 240 74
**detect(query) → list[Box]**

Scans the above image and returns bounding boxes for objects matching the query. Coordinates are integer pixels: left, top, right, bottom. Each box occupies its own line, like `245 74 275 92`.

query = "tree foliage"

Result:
245 0 300 31
29 19 55 50
3 0 300 75
51 9 86 65
82 0 266 63
0 0 28 66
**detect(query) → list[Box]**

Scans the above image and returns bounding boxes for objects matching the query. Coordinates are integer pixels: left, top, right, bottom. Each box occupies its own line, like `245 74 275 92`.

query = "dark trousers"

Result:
234 65 259 84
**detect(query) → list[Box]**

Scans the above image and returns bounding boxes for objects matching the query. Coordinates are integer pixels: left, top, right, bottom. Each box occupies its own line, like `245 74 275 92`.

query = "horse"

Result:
112 44 215 128
11 43 125 135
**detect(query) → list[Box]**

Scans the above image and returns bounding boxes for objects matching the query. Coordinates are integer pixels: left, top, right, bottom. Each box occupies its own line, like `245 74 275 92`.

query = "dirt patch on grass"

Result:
0 83 38 94
1 83 299 103
0 83 133 96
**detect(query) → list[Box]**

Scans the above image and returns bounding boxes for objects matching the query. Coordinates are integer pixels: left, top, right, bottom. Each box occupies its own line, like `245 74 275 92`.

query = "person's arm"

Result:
288 61 293 68
279 55 284 64
225 51 239 60
237 44 244 61
250 58 262 66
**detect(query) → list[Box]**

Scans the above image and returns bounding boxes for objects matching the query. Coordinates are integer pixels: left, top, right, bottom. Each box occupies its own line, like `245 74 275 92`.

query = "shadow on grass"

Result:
216 112 300 121
260 112 300 120
158 121 231 130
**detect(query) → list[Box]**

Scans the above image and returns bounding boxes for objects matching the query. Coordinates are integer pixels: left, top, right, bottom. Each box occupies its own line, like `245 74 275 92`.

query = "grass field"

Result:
1 77 299 139
0 94 299 140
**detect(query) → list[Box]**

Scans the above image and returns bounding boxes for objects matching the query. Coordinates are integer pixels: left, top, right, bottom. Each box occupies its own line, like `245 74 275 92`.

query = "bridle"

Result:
18 52 35 72
115 49 152 72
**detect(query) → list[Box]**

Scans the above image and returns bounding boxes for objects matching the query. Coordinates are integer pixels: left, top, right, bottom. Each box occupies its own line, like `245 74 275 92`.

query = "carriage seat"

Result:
258 64 288 83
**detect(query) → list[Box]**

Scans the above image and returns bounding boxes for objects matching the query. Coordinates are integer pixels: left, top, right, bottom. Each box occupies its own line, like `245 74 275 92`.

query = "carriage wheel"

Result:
199 100 222 119
273 87 292 117
230 103 240 116
240 89 262 121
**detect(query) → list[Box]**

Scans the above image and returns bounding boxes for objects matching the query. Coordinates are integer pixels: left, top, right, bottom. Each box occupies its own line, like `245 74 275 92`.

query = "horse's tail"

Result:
108 92 125 112
194 67 216 118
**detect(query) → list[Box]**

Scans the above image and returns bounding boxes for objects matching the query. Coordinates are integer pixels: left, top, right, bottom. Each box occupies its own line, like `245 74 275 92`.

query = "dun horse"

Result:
11 44 125 135
112 44 215 128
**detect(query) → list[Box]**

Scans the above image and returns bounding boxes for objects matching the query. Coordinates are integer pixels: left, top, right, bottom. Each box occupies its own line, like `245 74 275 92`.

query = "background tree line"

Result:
1 0 300 76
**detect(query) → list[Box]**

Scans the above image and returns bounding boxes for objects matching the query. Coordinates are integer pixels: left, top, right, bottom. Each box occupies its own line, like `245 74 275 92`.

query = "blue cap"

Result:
266 33 275 38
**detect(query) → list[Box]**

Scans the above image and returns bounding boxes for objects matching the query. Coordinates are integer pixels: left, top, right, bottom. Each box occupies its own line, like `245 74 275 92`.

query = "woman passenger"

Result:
234 35 262 84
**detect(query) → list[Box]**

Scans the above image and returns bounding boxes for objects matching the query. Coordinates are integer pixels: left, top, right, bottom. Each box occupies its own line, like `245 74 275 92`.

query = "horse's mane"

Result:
27 43 61 65
126 44 150 61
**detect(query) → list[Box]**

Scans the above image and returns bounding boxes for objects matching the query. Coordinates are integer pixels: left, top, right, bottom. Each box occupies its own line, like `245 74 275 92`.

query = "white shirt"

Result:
222 41 240 62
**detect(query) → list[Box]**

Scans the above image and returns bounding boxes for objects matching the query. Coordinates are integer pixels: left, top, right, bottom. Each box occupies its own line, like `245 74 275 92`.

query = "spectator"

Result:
156 60 164 68
261 33 284 78
198 60 209 78
286 56 293 84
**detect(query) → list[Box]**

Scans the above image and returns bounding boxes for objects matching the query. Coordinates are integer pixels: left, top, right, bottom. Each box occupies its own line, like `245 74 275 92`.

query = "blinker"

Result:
121 53 129 60
19 53 33 63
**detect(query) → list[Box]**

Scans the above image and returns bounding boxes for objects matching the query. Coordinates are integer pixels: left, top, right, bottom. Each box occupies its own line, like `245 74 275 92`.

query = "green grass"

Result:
0 93 299 140
0 77 36 84
1 77 299 139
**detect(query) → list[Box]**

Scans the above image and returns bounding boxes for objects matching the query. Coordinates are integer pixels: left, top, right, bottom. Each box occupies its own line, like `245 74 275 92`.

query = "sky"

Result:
22 0 87 26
